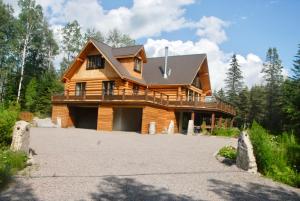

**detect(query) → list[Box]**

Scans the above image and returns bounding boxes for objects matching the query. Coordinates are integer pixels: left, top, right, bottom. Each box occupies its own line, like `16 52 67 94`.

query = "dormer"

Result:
112 45 147 79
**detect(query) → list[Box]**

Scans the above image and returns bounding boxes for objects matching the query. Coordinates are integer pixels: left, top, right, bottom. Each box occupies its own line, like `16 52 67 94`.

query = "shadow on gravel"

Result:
208 179 300 201
90 176 201 201
0 179 38 201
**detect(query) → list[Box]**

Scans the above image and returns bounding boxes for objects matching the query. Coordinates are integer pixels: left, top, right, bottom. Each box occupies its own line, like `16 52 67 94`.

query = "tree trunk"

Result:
17 33 29 103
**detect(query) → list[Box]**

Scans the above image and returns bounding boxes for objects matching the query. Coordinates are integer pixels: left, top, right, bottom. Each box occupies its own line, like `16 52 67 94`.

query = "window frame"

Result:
134 57 142 73
75 82 86 96
86 55 105 70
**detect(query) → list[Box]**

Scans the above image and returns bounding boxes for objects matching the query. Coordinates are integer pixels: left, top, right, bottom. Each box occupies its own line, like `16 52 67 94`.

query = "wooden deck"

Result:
52 89 236 116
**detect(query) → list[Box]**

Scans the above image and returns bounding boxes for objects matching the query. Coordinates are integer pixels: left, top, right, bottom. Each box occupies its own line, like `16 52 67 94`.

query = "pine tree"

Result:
25 78 37 111
225 54 244 106
248 85 266 125
236 87 250 128
84 28 104 42
291 44 300 80
262 48 283 132
216 88 226 100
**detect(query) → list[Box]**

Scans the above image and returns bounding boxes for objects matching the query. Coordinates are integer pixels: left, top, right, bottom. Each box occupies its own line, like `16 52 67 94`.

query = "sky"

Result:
4 0 300 90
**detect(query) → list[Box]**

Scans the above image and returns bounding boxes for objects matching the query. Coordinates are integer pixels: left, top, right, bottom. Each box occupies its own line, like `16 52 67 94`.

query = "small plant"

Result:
218 146 237 160
212 127 240 137
0 149 27 188
201 121 208 134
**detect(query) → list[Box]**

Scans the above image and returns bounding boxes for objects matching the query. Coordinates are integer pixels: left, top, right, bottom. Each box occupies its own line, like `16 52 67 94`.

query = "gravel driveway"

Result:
1 128 299 201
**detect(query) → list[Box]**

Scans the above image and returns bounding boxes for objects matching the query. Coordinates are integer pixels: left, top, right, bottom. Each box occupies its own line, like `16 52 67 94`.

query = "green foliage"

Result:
0 149 27 188
218 146 237 160
212 127 240 137
106 28 135 48
0 103 20 147
200 121 208 134
248 85 266 125
291 44 300 80
250 122 300 187
25 78 37 111
225 54 244 106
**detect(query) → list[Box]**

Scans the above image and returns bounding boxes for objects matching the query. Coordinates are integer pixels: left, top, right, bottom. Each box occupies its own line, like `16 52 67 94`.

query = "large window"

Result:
102 81 115 95
86 55 105 70
134 58 142 73
75 82 86 96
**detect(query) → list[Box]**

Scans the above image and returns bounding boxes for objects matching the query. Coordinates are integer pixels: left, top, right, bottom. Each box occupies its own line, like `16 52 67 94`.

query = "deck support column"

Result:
211 112 215 132
179 111 183 133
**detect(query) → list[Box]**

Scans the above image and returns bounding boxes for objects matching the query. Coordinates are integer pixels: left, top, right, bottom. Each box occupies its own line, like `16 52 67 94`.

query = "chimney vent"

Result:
164 46 168 79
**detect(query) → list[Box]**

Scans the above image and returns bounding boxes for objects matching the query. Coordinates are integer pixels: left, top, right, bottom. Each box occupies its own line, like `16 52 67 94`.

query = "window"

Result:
134 58 142 73
75 82 86 96
192 75 201 89
86 55 105 70
102 81 115 95
133 84 139 95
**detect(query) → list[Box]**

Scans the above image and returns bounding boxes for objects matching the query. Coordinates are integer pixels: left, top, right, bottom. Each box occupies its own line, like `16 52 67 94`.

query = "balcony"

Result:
52 88 236 116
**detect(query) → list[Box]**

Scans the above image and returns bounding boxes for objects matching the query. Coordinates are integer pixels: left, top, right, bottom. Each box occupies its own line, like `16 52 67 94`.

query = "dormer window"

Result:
134 58 142 73
86 55 105 70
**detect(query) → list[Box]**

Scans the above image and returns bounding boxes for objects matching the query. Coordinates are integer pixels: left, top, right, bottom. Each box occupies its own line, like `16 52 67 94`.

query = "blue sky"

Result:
5 0 299 89
101 0 300 71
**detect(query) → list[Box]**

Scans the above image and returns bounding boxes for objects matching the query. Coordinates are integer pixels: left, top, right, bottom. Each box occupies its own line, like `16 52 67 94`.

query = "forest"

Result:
0 0 299 187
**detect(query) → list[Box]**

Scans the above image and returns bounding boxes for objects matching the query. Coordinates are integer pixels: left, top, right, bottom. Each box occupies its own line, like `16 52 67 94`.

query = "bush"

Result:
212 127 240 137
0 103 20 147
218 146 237 160
0 149 27 188
250 121 300 187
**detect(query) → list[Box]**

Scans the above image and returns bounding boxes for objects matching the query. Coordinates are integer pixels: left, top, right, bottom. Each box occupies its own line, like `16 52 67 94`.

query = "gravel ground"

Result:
1 128 299 201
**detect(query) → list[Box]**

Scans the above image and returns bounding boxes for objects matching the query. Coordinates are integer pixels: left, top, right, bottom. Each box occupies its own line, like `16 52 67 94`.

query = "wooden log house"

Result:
51 39 236 134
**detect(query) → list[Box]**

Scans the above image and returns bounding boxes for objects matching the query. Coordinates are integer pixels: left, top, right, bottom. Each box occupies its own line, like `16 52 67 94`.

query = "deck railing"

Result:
52 88 236 115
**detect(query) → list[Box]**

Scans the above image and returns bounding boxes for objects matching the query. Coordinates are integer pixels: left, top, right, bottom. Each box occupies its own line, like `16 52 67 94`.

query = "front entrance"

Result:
113 108 142 132
69 106 98 129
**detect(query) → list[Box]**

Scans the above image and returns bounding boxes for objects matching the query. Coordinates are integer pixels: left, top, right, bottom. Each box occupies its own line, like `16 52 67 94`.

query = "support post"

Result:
211 112 215 132
218 116 223 128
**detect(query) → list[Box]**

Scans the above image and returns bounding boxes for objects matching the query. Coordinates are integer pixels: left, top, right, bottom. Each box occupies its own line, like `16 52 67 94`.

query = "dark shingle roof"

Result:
112 45 143 57
143 54 207 85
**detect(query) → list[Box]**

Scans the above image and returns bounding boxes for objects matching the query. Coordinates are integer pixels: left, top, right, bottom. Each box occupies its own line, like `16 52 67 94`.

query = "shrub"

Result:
218 146 237 160
0 149 27 188
250 121 300 187
201 121 208 134
212 127 240 137
0 103 20 147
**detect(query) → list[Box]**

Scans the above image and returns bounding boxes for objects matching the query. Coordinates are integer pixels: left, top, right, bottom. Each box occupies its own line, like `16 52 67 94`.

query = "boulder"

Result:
167 120 174 134
236 131 257 173
10 121 30 154
187 120 194 135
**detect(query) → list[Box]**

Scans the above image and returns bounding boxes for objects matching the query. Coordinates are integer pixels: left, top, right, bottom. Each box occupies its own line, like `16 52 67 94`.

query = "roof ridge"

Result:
112 44 143 49
148 53 207 59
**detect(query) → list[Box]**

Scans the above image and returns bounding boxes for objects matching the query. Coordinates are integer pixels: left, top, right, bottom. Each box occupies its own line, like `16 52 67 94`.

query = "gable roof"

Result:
63 39 210 89
143 54 207 85
112 45 143 57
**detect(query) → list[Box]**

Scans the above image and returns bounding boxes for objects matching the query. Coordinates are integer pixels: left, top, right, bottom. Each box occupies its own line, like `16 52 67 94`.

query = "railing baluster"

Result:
153 91 156 103
122 89 125 100
145 88 148 101
160 93 163 104
167 95 169 106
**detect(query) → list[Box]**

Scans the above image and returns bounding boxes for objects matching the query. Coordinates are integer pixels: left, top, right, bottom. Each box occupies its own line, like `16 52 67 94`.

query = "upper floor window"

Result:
86 55 105 70
192 76 201 89
134 58 142 73
75 82 86 96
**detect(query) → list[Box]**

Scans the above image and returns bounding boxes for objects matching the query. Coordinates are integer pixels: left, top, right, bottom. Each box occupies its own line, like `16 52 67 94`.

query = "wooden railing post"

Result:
102 89 104 101
122 89 125 100
153 91 156 103
167 95 169 106
180 95 183 105
160 93 163 104
66 90 69 100
83 90 86 100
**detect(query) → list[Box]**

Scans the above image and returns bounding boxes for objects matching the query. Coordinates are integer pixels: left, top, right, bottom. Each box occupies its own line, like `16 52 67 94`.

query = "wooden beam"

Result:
191 111 195 121
76 57 84 62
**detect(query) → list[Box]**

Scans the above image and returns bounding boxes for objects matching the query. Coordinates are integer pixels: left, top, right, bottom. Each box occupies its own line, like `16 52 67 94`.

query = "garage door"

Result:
69 107 98 129
113 108 142 132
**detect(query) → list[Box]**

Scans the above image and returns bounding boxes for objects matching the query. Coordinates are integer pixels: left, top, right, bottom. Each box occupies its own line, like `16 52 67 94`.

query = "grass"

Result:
218 146 237 160
0 149 27 188
212 127 240 137
250 122 300 187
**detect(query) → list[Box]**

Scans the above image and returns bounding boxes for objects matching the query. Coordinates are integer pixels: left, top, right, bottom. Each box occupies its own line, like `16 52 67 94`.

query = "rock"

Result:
33 117 57 128
167 120 174 134
187 120 194 135
10 121 30 154
149 122 156 134
236 131 257 173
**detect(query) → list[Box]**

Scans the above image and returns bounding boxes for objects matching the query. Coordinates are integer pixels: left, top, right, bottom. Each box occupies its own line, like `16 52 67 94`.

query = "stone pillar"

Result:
237 131 257 173
187 120 194 135
97 106 113 131
11 121 30 154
